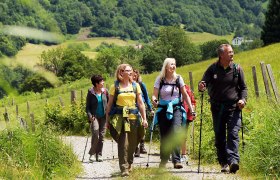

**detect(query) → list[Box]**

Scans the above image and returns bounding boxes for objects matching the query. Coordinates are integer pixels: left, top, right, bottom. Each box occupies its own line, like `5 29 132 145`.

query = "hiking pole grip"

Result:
198 92 204 173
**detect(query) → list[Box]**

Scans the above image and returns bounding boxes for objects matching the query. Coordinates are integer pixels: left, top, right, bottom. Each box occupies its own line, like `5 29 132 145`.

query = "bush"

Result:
0 128 81 179
200 39 229 60
20 74 54 93
44 102 89 135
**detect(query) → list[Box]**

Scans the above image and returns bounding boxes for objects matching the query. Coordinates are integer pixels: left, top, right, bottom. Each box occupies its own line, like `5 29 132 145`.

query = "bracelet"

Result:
191 112 196 116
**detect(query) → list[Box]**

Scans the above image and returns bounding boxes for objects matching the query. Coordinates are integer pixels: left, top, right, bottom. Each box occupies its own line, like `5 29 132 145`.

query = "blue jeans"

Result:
211 102 241 165
158 107 183 163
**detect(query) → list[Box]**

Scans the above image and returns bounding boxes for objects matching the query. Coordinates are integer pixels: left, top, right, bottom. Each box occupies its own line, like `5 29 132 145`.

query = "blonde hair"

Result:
115 64 133 82
159 58 177 80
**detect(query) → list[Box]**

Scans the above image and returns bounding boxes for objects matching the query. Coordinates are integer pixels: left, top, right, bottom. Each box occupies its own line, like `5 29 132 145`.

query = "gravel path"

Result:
64 136 243 180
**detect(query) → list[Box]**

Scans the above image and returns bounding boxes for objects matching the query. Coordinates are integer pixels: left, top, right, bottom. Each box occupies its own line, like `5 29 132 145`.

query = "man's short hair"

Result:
217 44 231 57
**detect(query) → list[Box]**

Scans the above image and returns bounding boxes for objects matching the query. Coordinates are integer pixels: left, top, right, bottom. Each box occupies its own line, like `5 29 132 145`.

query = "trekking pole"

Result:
198 92 204 173
82 122 91 162
241 111 245 153
112 139 115 159
146 114 156 168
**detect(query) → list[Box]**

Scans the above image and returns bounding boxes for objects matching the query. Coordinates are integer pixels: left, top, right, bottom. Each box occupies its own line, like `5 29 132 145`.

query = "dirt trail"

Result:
64 136 243 180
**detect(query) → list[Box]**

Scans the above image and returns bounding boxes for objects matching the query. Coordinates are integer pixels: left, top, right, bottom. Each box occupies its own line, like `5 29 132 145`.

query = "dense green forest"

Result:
0 0 270 97
0 0 267 56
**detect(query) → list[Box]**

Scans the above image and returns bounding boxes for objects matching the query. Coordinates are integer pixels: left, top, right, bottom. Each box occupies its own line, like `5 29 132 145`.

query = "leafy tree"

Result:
20 74 53 93
40 47 64 75
141 45 165 73
40 47 94 82
152 26 200 66
200 39 229 60
261 0 280 45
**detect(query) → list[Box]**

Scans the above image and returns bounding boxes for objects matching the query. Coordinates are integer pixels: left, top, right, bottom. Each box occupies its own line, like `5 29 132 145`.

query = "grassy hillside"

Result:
186 32 234 45
1 42 279 124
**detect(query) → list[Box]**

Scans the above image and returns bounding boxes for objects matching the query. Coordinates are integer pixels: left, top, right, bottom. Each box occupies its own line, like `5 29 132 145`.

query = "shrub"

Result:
44 102 89 135
0 127 81 179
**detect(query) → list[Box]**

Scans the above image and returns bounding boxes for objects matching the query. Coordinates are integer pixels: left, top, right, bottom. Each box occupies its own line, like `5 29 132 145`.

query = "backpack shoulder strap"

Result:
175 75 181 98
233 63 240 78
158 78 164 100
112 80 120 106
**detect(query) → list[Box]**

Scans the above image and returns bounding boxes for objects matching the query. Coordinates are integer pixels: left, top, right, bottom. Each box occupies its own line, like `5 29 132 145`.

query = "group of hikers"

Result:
85 44 247 177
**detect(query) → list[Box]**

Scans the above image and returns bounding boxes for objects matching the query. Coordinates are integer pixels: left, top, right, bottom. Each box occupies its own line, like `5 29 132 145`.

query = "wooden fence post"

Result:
59 96 64 107
252 66 259 98
30 113 35 132
260 62 271 99
81 90 83 104
266 64 279 102
188 71 194 92
16 105 19 117
71 90 77 104
27 101 30 115
3 107 9 123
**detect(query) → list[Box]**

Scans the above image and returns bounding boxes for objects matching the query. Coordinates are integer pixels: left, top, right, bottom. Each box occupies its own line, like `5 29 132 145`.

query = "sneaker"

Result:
121 169 129 177
229 163 239 174
134 147 140 157
89 155 95 162
221 164 229 173
140 145 147 154
96 155 103 162
173 162 183 169
180 154 189 164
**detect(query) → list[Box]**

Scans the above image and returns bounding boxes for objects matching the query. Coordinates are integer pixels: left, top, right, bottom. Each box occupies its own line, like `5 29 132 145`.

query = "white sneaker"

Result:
180 155 189 164
89 155 95 162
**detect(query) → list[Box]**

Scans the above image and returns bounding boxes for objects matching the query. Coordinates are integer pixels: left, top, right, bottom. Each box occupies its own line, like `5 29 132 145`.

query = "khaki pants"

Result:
110 119 141 172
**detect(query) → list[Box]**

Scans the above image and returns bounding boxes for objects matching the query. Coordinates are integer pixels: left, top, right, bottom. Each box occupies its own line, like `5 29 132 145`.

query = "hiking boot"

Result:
229 163 239 174
134 147 140 157
140 144 147 154
180 154 189 165
121 169 129 177
128 164 132 172
221 163 229 173
96 155 103 162
89 155 95 162
159 160 167 168
174 162 183 169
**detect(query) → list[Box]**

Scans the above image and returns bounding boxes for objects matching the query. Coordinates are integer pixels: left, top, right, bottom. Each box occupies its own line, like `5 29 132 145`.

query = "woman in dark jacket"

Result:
86 74 108 162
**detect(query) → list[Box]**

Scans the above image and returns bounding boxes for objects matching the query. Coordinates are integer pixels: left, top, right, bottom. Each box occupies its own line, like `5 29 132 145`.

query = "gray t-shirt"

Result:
154 75 185 101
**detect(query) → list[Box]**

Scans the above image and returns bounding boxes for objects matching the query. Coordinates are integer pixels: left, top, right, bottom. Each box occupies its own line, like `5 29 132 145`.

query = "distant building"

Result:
232 37 244 46
134 44 143 49
232 37 253 46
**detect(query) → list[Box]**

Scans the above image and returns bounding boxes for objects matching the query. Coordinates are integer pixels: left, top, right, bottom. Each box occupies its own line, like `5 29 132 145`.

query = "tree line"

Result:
0 0 267 57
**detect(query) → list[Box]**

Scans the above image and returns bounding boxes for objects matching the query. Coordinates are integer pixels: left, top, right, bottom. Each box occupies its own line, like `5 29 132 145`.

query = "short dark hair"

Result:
91 74 103 87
